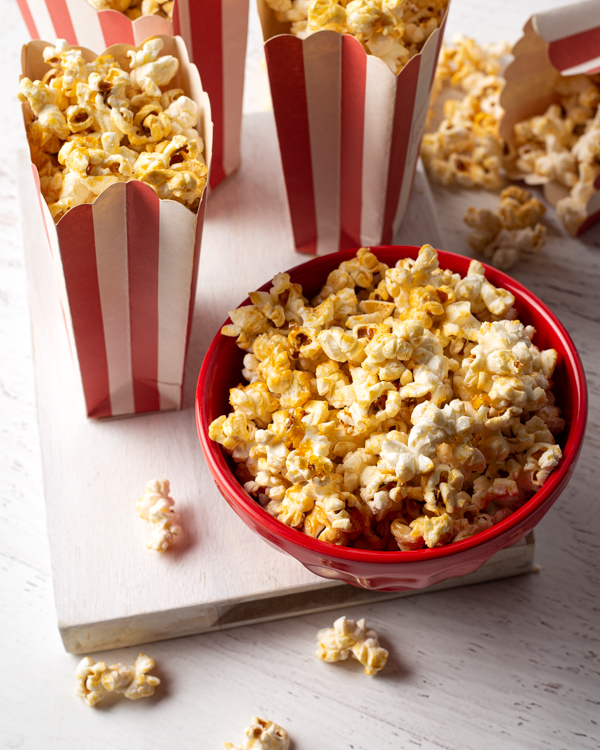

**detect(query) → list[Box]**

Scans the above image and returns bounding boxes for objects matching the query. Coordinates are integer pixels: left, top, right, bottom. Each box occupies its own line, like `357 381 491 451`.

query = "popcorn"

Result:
264 0 448 75
209 245 563 551
137 479 181 551
19 39 207 221
224 717 290 750
464 186 547 270
76 653 160 706
422 36 511 189
85 0 173 20
316 615 388 675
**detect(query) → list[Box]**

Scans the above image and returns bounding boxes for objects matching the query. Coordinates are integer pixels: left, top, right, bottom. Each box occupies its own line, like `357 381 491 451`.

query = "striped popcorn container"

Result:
16 0 247 189
500 0 600 236
257 1 449 256
21 36 212 419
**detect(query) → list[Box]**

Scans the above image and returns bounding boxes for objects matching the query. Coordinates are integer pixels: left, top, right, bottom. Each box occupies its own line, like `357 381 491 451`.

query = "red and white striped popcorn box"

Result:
20 35 213 419
257 0 449 255
16 0 247 189
499 0 600 236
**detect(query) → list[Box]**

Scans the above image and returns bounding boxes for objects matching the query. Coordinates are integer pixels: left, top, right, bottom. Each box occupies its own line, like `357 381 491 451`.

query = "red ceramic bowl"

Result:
196 246 587 591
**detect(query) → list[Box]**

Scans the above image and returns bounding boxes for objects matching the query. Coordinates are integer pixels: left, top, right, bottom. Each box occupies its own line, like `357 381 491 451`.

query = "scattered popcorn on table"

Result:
512 74 600 236
263 0 449 75
137 479 181 551
18 38 207 222
76 652 160 707
224 717 290 750
209 245 564 551
86 0 173 21
316 615 388 675
421 36 511 189
464 186 547 270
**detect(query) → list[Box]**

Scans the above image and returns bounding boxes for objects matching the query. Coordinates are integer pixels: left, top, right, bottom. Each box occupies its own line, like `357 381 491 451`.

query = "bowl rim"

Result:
196 245 588 563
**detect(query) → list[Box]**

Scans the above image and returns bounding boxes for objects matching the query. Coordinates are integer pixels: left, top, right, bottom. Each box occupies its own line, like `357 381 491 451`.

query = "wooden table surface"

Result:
1 0 599 748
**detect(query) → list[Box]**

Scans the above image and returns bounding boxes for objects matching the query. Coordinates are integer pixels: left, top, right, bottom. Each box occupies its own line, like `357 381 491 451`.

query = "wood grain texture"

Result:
1 0 599 748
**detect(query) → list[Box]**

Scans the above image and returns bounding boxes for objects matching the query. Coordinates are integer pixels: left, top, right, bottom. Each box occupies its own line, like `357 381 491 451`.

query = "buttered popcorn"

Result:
421 36 511 189
263 0 448 75
19 38 207 221
86 0 173 21
76 653 160 706
316 615 388 675
464 186 547 270
224 717 290 750
512 73 600 236
209 245 565 552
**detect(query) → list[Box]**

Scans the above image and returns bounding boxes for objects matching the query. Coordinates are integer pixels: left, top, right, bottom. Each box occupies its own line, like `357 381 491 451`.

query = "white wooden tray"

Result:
20 111 535 654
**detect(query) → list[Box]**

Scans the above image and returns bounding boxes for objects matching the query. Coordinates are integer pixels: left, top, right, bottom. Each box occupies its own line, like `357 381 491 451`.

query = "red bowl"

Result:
196 246 587 591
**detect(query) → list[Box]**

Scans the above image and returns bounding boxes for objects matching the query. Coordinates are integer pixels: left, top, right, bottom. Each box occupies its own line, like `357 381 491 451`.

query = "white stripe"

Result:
533 0 600 43
360 58 396 246
157 200 198 411
65 0 106 53
132 14 172 46
303 31 342 256
175 0 193 59
391 26 440 241
92 184 135 417
561 56 600 76
25 0 56 40
220 0 248 177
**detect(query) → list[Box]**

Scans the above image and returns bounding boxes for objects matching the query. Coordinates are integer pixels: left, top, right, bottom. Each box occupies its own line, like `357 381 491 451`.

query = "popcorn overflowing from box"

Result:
257 0 451 255
15 0 248 190
19 36 212 418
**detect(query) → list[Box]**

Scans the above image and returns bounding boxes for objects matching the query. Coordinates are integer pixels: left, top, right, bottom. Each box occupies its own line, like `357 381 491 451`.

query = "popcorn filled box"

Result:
16 0 247 188
257 0 450 255
499 0 600 236
19 35 212 418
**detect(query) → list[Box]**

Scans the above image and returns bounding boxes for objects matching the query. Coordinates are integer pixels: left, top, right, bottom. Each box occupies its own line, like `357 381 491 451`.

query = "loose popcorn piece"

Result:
209 245 563 551
224 717 290 750
137 478 181 551
421 35 511 189
76 653 160 707
264 0 449 75
512 73 600 234
464 186 547 270
316 615 388 675
19 39 207 221
86 0 173 20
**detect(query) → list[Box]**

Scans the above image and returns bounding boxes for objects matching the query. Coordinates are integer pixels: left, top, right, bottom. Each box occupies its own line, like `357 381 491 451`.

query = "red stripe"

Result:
339 35 366 251
548 26 600 70
15 0 39 38
266 35 317 255
381 54 421 245
575 205 600 236
186 0 225 188
548 26 600 73
98 9 135 48
126 182 161 414
57 207 112 418
45 0 77 45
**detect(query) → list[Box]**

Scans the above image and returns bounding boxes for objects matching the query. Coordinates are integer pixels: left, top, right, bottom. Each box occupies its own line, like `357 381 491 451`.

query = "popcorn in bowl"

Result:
18 38 208 222
263 0 449 74
208 245 565 553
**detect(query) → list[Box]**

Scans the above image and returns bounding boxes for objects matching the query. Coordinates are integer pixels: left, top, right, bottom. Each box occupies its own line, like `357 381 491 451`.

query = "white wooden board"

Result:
20 111 535 655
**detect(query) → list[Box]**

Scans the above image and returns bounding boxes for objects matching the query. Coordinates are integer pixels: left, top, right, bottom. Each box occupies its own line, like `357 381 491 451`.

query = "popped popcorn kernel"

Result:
224 717 290 750
316 615 388 675
209 245 563 551
86 0 173 20
137 478 181 551
464 187 547 270
76 653 160 706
